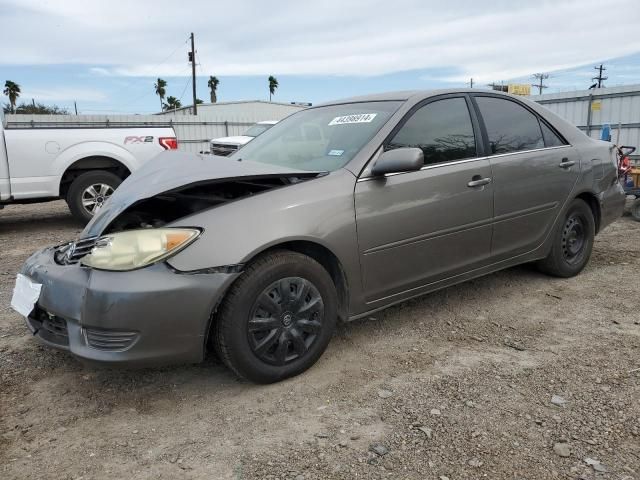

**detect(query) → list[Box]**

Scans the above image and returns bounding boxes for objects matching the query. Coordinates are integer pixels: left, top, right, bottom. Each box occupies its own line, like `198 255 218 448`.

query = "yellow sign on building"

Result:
508 84 531 96
591 101 602 111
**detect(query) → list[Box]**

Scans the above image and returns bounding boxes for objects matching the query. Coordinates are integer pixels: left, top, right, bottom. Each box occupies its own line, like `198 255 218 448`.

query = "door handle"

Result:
467 176 492 188
559 158 576 169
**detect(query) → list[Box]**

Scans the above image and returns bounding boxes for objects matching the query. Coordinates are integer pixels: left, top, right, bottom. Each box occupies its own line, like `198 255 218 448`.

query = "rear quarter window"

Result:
540 121 567 147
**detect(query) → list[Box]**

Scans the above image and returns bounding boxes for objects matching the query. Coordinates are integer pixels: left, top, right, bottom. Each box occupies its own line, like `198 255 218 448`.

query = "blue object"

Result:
600 123 611 141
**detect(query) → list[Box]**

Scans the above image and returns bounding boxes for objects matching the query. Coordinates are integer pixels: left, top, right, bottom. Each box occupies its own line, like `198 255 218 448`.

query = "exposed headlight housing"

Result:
81 228 201 271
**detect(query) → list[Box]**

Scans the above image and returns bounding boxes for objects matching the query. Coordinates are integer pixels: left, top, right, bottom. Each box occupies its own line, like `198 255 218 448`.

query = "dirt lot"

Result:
1 201 639 480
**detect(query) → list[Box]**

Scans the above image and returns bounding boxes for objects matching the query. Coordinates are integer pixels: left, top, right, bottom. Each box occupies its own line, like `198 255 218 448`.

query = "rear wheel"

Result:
214 251 337 383
537 198 595 277
66 170 122 224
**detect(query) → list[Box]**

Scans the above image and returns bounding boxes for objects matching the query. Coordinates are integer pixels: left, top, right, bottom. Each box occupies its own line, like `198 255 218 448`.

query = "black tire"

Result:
632 198 640 222
537 198 595 278
66 170 122 224
214 251 337 383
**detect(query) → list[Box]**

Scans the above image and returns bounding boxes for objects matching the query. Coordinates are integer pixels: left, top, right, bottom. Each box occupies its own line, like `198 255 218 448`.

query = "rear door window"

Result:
387 97 477 165
475 96 544 154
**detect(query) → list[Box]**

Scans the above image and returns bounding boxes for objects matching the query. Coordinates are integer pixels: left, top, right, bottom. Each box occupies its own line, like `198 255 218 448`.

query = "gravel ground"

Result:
1 201 639 480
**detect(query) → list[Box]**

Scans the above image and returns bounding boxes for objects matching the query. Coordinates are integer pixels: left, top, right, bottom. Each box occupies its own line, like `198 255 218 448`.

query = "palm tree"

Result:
154 78 167 111
207 76 219 103
3 81 21 113
163 96 182 111
268 75 279 101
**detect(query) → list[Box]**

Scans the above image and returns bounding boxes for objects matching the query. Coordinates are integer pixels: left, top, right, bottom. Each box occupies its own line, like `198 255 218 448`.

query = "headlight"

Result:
81 228 200 271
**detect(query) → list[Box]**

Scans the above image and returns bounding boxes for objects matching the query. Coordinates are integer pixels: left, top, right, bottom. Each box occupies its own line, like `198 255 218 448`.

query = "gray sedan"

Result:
13 89 625 383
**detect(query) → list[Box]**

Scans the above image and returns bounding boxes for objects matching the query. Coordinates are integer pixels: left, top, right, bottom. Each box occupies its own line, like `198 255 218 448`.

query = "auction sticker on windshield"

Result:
329 113 377 126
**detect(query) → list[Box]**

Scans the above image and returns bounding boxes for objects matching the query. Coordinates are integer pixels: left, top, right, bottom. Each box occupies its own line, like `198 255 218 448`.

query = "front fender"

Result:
166 169 366 314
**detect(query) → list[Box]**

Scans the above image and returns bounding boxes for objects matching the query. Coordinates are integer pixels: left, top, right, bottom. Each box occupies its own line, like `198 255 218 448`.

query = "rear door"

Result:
471 95 579 260
355 95 494 303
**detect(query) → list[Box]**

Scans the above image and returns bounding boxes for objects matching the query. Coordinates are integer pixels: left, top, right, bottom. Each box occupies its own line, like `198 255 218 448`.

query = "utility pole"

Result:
74 101 78 115
468 78 474 88
190 32 197 115
31 98 36 108
531 73 549 95
592 64 607 88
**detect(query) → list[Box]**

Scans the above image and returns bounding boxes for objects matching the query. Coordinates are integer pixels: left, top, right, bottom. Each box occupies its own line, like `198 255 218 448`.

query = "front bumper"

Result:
19 247 239 366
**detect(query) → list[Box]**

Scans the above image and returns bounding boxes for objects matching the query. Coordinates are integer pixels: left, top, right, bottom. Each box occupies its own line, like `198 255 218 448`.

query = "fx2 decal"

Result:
124 136 154 144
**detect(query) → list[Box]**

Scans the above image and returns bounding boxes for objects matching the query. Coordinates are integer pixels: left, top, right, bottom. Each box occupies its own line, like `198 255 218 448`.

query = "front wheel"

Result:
66 170 122 224
537 198 595 277
213 251 337 383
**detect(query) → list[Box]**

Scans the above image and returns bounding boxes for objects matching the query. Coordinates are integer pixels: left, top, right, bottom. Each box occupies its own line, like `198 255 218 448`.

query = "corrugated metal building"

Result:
530 84 640 160
157 99 304 119
5 100 306 154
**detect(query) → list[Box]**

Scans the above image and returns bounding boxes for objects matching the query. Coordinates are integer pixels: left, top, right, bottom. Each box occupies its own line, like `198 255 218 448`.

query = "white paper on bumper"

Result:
10 273 42 317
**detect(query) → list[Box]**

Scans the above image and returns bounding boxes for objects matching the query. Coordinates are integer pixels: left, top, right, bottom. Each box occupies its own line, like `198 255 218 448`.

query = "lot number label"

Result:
329 113 377 126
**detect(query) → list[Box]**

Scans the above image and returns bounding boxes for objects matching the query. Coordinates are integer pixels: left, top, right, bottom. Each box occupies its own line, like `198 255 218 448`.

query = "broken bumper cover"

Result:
599 179 626 231
20 247 239 366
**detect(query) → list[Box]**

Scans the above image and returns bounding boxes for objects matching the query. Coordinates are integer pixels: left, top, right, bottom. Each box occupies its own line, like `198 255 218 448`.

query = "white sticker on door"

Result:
328 113 377 126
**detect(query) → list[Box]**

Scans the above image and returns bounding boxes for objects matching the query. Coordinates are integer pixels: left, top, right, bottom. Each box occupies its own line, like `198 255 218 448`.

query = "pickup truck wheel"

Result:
66 171 122 224
214 251 337 384
537 198 595 278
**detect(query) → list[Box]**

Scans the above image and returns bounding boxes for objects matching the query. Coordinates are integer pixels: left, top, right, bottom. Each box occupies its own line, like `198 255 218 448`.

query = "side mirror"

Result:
371 148 424 176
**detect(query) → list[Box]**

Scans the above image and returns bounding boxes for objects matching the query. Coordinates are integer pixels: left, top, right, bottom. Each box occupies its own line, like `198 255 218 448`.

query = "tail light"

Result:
159 137 178 150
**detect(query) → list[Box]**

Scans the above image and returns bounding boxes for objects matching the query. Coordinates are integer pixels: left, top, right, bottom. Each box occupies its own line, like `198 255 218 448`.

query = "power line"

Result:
125 65 191 111
115 35 191 107
177 74 192 103
531 73 549 95
196 51 215 103
196 49 207 73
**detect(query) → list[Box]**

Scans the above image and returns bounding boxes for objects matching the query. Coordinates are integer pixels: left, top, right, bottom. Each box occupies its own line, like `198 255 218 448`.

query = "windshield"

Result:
234 101 402 171
244 123 274 137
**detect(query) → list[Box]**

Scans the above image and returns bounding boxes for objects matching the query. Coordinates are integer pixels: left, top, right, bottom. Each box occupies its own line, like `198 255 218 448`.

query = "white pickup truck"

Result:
0 111 177 223
209 120 278 156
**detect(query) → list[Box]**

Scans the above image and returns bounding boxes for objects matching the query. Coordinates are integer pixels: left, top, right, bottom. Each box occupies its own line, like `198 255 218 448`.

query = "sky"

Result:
1 0 640 114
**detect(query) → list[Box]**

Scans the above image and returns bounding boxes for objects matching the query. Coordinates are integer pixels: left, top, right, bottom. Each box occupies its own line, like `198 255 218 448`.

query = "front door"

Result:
355 96 494 304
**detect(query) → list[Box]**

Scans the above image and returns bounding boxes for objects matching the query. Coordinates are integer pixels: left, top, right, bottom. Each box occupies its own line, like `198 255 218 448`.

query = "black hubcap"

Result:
248 277 324 366
562 215 586 263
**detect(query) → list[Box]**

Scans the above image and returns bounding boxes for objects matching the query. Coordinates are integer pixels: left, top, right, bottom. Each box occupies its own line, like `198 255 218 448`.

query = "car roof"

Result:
315 88 514 106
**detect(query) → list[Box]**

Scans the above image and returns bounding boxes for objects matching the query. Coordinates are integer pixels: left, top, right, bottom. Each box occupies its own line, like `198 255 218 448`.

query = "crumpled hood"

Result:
83 150 318 237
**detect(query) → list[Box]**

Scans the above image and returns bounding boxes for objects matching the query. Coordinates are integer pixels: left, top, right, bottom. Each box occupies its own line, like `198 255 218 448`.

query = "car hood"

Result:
209 136 252 145
83 150 320 237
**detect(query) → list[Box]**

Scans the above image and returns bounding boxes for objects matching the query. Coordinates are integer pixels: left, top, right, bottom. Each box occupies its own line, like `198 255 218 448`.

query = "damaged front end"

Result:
19 152 333 366
104 174 316 233
56 152 327 265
